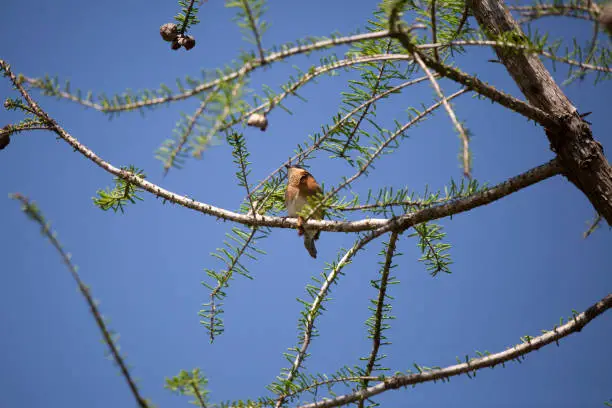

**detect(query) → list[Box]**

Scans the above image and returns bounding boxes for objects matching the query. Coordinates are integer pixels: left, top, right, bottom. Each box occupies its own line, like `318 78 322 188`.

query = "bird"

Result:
285 165 324 258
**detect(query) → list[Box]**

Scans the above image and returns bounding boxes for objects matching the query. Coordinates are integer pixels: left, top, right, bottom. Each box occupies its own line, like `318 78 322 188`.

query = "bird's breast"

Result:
287 192 307 217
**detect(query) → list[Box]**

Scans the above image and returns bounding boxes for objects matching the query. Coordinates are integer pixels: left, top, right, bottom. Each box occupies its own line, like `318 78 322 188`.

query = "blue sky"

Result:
0 1 610 407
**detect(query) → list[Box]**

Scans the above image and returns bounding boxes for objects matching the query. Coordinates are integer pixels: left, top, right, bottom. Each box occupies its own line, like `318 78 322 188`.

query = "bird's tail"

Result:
303 229 319 258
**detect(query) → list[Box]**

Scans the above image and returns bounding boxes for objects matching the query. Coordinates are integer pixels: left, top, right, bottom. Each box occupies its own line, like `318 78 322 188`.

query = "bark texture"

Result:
469 0 612 225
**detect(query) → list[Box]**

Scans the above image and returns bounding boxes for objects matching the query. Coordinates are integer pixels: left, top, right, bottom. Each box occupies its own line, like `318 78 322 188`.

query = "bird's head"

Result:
286 165 310 186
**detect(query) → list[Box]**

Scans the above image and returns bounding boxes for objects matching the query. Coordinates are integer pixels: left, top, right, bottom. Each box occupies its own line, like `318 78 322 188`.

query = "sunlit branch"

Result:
21 31 392 113
413 52 470 178
519 9 595 23
416 40 612 73
10 193 149 408
297 293 612 408
1 60 562 235
509 3 599 24
223 53 415 138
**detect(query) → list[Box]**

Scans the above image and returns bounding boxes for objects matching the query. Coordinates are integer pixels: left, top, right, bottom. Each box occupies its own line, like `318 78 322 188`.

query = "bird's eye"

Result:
300 174 309 183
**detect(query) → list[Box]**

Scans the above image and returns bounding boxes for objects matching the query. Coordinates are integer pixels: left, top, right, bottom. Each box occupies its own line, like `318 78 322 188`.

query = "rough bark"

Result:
469 0 612 225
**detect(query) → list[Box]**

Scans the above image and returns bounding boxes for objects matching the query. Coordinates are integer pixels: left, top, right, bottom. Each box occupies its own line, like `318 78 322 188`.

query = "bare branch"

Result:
413 52 471 178
416 40 612 73
297 293 612 408
509 3 599 24
11 193 149 408
1 61 562 235
21 31 392 113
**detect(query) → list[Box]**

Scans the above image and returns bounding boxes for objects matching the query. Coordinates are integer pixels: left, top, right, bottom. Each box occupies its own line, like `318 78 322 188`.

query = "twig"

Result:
241 0 266 62
22 31 392 113
340 41 394 157
220 53 416 139
416 40 612 73
10 193 149 408
283 376 380 400
191 380 207 408
163 87 219 175
207 227 258 342
509 3 598 24
583 213 602 238
179 0 198 34
450 4 469 42
413 52 470 178
193 80 243 159
297 293 612 408
430 0 440 62
359 231 399 408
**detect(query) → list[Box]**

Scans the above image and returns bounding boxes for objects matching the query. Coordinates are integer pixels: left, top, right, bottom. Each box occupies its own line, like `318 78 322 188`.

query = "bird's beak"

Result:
284 164 291 169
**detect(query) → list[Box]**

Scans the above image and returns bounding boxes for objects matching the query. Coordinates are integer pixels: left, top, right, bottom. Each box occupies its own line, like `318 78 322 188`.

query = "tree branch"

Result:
20 31 391 113
297 293 612 408
302 89 469 224
0 60 562 235
359 231 399 408
240 0 266 62
412 52 471 178
416 40 612 73
162 86 219 175
387 8 558 130
245 73 432 207
275 230 390 407
11 193 149 408
468 0 612 225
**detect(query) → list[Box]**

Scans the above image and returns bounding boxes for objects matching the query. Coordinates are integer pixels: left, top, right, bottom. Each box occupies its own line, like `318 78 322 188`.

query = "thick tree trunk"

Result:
469 0 612 225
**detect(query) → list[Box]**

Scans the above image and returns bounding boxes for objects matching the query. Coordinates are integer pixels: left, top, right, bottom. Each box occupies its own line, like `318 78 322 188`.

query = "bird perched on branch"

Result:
285 165 323 258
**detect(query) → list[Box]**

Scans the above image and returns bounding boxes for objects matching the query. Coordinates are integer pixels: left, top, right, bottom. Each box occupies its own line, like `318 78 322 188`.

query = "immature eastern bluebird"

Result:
285 165 323 258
